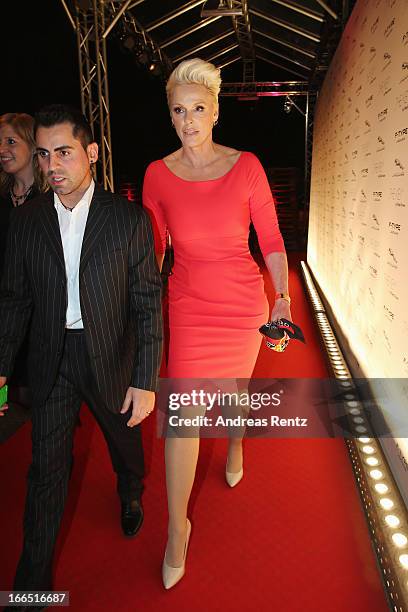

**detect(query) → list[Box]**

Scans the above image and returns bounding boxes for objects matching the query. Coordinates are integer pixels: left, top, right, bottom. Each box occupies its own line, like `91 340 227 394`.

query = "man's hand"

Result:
270 299 292 323
120 387 155 427
0 376 8 417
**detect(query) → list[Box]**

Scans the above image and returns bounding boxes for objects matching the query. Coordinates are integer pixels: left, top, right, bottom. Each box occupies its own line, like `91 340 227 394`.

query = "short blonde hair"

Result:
166 58 222 106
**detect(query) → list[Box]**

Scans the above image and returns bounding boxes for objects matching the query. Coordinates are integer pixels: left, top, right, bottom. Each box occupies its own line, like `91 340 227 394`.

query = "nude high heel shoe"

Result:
162 518 192 589
225 464 244 487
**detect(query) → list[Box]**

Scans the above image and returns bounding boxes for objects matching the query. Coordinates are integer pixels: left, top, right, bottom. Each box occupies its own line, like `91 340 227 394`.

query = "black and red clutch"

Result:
259 318 306 353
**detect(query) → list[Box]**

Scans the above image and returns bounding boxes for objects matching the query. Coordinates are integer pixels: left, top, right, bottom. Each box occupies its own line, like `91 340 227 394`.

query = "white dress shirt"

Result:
54 180 95 328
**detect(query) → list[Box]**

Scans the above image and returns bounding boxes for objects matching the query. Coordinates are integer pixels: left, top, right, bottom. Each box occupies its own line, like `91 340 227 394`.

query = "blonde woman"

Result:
143 58 291 588
0 113 46 413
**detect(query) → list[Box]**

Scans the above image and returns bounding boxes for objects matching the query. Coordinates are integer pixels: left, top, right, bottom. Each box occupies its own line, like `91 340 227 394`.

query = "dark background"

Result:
3 1 306 188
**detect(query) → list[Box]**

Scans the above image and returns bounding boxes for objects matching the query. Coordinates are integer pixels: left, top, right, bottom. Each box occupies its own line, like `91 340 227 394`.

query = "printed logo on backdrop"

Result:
356 253 363 270
374 160 385 178
383 330 392 355
369 264 378 279
384 304 395 322
385 273 398 301
382 52 392 71
395 127 407 143
378 107 388 121
365 93 374 108
393 158 405 176
401 64 408 84
376 135 385 152
403 356 408 376
369 46 377 63
357 205 366 222
384 18 395 38
390 186 405 209
371 213 380 230
379 76 392 96
396 90 408 111
388 247 398 269
362 141 371 157
389 221 401 236
373 191 383 202
403 31 408 46
360 189 367 203
365 329 374 348
371 17 379 34
369 235 380 255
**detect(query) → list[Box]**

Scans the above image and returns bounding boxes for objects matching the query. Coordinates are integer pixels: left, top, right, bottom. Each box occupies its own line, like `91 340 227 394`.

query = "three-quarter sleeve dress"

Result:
143 151 285 378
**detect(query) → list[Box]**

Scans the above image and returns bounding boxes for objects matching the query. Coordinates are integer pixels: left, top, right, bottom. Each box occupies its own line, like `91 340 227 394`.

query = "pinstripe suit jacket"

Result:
0 185 163 411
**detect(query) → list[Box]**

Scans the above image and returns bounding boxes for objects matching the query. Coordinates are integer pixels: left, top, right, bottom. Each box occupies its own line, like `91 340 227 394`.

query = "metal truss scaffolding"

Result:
220 81 316 209
228 1 255 82
66 0 170 191
75 0 114 191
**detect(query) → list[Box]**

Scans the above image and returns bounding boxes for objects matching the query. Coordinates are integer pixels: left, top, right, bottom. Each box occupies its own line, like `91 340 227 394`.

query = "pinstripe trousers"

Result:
14 329 144 590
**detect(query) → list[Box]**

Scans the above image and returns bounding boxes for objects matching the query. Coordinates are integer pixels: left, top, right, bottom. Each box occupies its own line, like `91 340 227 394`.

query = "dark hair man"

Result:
0 104 163 604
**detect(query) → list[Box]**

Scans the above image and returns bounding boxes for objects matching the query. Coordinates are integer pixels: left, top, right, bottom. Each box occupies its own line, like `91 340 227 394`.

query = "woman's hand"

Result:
270 298 292 322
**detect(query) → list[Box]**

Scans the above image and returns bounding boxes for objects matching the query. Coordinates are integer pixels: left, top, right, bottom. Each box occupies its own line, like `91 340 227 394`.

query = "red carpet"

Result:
0 253 389 611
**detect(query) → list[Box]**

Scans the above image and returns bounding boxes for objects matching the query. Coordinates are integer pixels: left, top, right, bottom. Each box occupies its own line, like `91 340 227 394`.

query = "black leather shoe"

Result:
121 499 144 537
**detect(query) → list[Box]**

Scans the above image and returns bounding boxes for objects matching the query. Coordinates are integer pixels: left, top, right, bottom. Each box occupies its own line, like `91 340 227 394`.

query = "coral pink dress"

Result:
143 151 285 378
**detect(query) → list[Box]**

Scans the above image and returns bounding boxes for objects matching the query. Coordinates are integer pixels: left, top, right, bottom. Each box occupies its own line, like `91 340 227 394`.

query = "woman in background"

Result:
0 113 47 412
143 58 291 589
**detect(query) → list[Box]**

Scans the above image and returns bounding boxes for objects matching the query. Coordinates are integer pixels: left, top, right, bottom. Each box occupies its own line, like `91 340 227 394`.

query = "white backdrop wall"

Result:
307 0 408 480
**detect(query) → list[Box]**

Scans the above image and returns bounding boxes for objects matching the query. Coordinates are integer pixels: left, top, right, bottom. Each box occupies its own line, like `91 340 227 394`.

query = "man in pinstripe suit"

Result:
0 105 163 597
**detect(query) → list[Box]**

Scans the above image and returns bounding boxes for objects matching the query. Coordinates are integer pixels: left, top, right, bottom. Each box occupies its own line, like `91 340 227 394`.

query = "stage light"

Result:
375 483 388 494
361 445 375 454
201 0 243 16
370 469 383 480
399 554 408 569
366 457 379 466
392 534 408 547
380 498 394 510
123 34 136 50
358 437 371 443
385 515 401 528
149 62 163 77
283 96 293 114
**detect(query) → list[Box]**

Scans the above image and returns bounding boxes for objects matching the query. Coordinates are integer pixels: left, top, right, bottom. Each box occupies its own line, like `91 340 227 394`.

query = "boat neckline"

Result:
160 151 244 183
